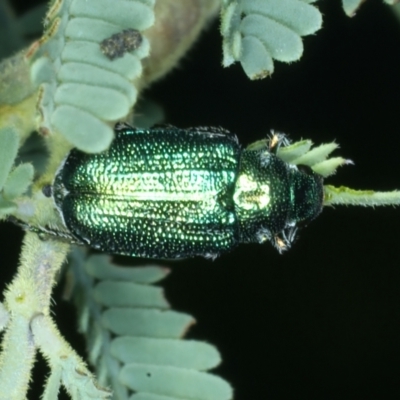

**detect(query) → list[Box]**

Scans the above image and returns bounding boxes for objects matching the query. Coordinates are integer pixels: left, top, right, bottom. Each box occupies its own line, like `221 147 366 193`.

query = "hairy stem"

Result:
0 232 69 399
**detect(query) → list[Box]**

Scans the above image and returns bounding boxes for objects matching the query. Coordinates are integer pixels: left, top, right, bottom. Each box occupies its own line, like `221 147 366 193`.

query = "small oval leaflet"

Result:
50 123 324 259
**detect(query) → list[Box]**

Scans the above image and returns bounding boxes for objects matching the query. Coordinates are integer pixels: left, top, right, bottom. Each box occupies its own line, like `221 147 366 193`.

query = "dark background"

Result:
2 0 400 399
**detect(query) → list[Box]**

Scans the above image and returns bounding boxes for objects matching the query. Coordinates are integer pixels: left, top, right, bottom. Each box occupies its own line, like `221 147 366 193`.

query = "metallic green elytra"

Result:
52 123 324 258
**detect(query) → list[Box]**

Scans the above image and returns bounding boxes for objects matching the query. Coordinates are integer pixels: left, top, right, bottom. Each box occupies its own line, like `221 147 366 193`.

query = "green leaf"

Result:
28 0 155 152
277 139 313 163
50 105 114 153
130 394 177 400
93 281 169 308
58 63 137 103
85 255 170 283
60 41 144 80
248 136 350 178
342 0 398 16
242 0 321 36
120 364 233 400
241 13 303 62
221 0 322 78
54 84 131 120
240 35 274 79
71 252 233 399
69 0 155 30
342 0 364 16
111 337 221 370
3 163 34 200
102 308 194 338
0 127 19 189
291 143 339 166
313 157 350 178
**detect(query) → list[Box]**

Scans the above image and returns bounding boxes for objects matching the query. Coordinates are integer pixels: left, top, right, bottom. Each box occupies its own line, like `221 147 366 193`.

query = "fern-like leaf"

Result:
342 0 399 17
26 0 155 153
70 251 233 400
221 0 322 79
